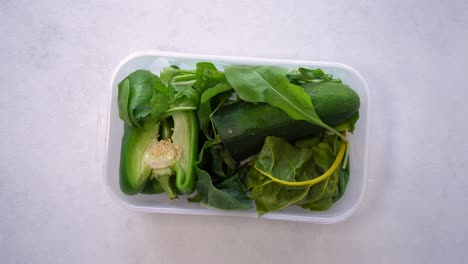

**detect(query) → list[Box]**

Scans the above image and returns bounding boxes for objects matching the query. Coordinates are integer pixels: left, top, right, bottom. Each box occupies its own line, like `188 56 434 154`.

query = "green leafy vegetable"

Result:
334 112 360 133
194 62 227 93
117 63 360 216
118 70 171 127
140 178 165 194
287 67 340 84
196 168 253 210
334 162 350 202
200 84 232 104
246 135 347 216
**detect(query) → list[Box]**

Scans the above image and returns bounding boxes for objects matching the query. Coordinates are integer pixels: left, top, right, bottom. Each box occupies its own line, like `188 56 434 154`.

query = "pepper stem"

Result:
153 172 178 200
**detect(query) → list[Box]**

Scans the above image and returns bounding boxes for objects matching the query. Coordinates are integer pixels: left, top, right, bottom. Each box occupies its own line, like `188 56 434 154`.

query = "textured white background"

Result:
1 0 468 263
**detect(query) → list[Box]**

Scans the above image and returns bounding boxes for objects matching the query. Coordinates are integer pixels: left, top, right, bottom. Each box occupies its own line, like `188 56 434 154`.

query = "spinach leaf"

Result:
198 90 231 139
194 62 227 93
187 193 202 203
334 162 350 202
197 102 213 139
191 63 231 139
196 168 253 210
118 79 132 125
171 87 200 109
224 66 343 139
294 135 321 148
334 112 360 133
286 67 341 84
140 179 165 194
209 146 229 178
118 70 171 127
200 83 232 104
160 65 179 86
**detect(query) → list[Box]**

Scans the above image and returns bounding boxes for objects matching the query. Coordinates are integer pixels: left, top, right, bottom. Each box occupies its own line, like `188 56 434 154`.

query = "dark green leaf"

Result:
334 161 350 202
197 136 221 165
198 90 231 140
140 179 165 194
294 135 321 148
334 112 360 133
187 193 202 203
287 67 341 84
196 168 253 210
117 70 171 127
197 102 213 139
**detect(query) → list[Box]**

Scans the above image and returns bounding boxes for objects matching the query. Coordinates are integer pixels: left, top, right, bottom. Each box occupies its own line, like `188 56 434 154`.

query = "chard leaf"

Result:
224 66 343 139
246 137 319 215
300 197 334 211
253 182 310 217
311 142 335 170
296 165 339 208
247 135 346 215
253 137 314 183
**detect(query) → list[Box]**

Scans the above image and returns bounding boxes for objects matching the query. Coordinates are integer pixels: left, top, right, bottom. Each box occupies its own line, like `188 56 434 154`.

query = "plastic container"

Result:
99 50 370 223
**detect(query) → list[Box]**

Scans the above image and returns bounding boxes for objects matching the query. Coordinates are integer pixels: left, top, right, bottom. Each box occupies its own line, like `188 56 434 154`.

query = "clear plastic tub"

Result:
99 50 370 223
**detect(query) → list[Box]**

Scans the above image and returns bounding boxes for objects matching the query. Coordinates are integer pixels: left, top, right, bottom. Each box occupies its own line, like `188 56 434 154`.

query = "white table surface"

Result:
1 0 468 263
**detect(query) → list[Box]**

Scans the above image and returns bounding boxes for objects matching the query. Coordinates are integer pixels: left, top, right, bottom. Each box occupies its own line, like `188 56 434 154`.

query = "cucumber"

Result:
211 82 360 162
303 82 360 125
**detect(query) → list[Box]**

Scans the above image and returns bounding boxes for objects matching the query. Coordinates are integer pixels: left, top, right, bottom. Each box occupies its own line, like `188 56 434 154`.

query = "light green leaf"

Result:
200 84 232 104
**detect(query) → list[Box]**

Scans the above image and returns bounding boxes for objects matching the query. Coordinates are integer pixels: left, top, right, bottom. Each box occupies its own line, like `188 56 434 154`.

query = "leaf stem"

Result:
173 74 196 82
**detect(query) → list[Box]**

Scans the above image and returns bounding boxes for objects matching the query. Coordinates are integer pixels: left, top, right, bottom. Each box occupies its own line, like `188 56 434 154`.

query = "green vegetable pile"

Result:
117 62 360 216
